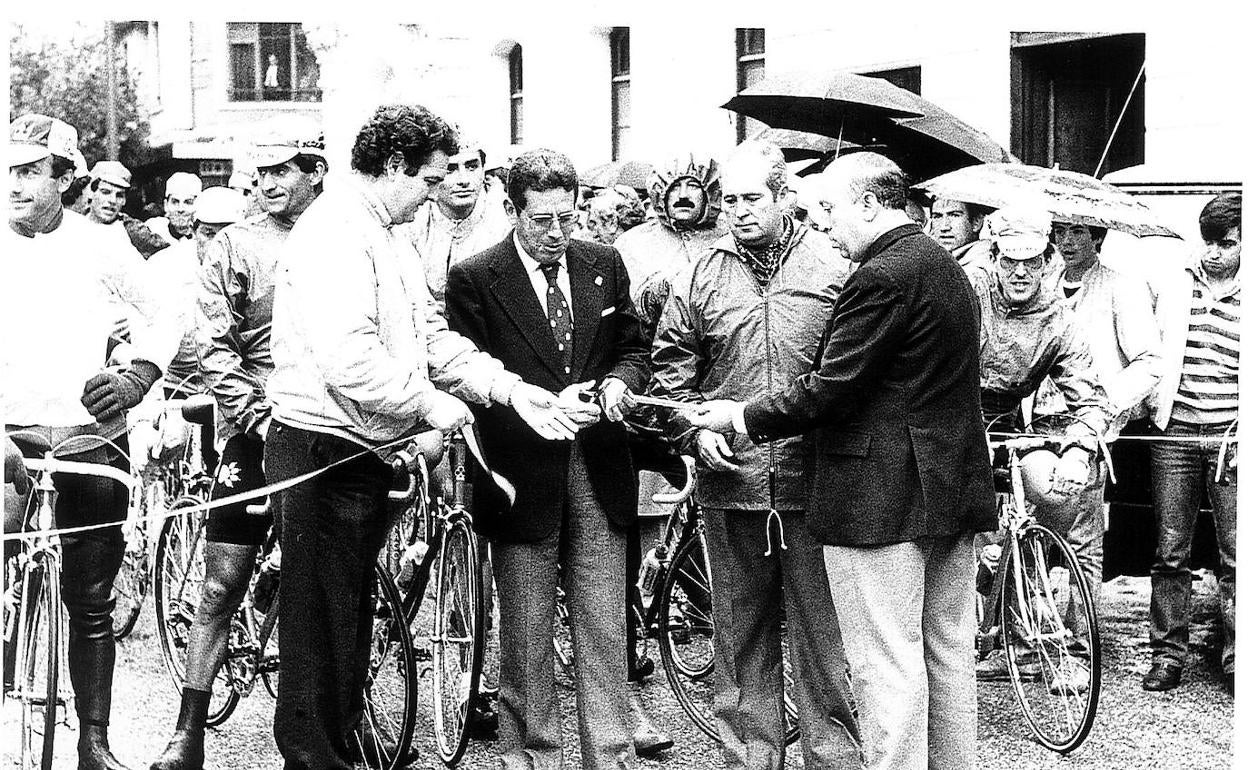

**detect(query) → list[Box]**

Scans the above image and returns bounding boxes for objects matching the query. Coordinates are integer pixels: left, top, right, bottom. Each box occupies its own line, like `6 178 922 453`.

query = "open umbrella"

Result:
582 160 654 191
915 162 1179 238
724 72 1013 179
748 127 862 162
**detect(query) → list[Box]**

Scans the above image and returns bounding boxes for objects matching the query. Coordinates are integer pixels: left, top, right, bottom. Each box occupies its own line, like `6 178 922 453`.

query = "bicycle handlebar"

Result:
23 457 138 490
651 455 697 506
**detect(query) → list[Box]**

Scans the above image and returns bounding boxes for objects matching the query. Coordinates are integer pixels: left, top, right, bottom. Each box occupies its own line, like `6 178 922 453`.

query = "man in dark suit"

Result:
446 148 650 769
692 152 996 770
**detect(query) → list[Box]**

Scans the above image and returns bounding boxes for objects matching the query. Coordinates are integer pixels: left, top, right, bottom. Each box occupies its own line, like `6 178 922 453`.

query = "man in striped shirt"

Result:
1144 192 1241 694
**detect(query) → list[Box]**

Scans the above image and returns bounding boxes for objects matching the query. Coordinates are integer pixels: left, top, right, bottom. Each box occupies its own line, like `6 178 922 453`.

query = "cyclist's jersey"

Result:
1 210 178 434
969 268 1111 436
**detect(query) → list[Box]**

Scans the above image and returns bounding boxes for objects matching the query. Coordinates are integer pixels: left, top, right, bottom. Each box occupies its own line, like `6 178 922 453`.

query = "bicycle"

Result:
3 435 138 770
154 494 419 768
976 433 1103 753
386 430 485 766
112 395 215 640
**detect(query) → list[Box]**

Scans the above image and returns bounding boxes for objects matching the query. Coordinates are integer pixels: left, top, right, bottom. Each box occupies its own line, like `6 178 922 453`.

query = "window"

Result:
1011 33 1145 176
862 66 922 95
227 22 321 102
509 45 524 145
610 28 631 160
736 28 766 142
198 161 231 189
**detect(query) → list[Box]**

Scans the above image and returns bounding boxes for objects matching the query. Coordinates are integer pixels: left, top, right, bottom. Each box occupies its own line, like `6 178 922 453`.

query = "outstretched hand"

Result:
511 382 580 441
688 399 742 434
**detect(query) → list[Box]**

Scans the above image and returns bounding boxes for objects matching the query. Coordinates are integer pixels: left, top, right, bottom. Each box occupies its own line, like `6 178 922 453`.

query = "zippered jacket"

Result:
651 222 853 510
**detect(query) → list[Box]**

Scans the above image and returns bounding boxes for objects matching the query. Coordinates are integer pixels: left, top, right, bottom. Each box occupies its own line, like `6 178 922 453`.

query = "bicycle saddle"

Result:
179 395 216 426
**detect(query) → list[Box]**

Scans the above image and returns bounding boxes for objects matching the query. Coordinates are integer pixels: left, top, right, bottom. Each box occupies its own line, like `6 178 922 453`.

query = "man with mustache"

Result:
146 172 204 246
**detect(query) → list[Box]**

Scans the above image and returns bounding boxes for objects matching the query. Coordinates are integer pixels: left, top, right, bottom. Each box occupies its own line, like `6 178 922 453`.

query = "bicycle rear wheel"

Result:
354 565 419 770
657 528 800 746
111 520 150 640
152 498 240 725
431 515 484 765
1000 522 1101 753
17 559 60 770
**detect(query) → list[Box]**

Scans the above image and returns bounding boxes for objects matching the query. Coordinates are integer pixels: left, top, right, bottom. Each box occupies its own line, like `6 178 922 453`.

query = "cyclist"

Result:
5 113 178 770
148 131 327 770
968 206 1113 691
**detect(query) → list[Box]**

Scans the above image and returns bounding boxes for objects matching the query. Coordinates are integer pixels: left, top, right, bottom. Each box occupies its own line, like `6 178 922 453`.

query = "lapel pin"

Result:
594 275 603 286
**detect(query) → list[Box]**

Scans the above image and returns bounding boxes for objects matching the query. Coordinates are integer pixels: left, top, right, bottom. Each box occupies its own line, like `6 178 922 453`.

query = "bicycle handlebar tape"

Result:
81 361 162 422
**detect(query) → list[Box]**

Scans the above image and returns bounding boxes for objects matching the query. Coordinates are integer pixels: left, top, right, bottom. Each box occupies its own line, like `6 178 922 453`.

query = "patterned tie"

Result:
539 262 574 376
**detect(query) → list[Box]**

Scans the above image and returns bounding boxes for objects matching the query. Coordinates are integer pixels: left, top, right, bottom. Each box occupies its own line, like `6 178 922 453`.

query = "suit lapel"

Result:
568 243 604 379
488 238 565 380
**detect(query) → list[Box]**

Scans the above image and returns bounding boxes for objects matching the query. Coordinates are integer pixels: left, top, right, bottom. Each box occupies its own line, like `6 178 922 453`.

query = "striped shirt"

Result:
1172 270 1240 425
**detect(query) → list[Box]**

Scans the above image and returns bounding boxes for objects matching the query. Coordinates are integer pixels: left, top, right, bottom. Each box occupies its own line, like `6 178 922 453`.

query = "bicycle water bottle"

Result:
396 540 430 594
252 544 282 615
638 544 665 609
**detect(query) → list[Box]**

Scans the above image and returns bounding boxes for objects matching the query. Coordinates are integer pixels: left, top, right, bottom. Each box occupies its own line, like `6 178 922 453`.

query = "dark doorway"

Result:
1011 33 1145 177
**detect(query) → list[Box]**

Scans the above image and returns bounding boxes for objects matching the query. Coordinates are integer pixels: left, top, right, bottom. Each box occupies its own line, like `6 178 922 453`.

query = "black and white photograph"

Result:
2 2 1241 769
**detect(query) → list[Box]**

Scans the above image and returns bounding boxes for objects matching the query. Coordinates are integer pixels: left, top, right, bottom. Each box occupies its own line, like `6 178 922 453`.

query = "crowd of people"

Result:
2 98 1239 770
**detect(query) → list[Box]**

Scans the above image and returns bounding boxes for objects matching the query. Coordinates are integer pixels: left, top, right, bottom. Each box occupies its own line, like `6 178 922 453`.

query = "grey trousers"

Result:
703 508 862 769
824 532 977 770
493 442 635 770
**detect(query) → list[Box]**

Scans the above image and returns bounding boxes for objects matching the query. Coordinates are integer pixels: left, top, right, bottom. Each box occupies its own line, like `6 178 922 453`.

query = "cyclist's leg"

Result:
777 509 860 764
1032 461 1107 640
152 433 268 770
53 437 131 767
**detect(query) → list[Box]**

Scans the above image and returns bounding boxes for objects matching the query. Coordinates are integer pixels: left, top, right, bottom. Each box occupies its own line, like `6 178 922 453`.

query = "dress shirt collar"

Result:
513 232 568 275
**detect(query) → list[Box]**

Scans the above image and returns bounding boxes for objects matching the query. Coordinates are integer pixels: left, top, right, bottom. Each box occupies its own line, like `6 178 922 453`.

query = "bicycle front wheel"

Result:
152 498 240 725
18 558 61 770
657 529 717 741
111 521 150 640
431 515 484 766
354 565 419 770
1000 522 1101 753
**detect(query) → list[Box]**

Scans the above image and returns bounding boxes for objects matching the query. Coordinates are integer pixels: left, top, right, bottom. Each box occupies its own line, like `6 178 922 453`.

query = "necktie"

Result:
539 262 574 376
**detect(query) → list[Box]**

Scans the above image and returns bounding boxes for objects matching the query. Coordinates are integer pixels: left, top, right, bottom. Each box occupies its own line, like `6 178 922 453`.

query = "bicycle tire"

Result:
552 586 576 687
152 498 240 726
999 522 1101 753
353 565 419 770
431 515 484 766
657 527 801 746
18 558 60 770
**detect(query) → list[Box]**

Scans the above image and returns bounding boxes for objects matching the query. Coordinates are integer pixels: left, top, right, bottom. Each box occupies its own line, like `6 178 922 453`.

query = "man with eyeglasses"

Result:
445 148 650 769
968 207 1113 692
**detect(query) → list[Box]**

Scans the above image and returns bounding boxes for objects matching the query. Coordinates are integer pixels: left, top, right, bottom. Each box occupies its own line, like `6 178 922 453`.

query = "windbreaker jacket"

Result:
397 196 512 309
1033 260 1162 438
195 213 292 440
969 268 1112 435
651 223 853 510
743 224 996 546
268 178 520 448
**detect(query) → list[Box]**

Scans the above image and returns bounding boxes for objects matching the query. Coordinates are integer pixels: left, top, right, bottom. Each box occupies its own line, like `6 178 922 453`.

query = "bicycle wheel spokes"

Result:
552 588 575 687
356 565 418 770
431 517 483 765
17 560 61 770
658 531 718 742
1001 524 1100 753
111 527 149 640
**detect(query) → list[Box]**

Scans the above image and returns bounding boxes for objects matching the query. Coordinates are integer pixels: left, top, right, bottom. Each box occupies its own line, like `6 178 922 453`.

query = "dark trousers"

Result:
4 435 129 726
266 421 393 770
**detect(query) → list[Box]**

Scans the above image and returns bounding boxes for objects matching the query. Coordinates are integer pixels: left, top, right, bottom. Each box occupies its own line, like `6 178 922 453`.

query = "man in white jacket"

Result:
265 104 578 769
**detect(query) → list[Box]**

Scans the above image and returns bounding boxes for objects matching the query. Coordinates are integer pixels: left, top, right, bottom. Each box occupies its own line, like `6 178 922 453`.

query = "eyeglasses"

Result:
997 254 1046 272
523 210 580 233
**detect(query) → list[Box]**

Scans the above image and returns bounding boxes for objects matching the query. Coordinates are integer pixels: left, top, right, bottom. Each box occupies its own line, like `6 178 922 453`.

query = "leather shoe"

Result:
634 727 674 758
148 729 204 770
1142 660 1182 692
466 697 498 740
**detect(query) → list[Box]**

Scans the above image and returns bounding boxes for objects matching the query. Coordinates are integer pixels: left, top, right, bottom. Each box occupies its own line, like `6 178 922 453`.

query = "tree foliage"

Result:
10 23 151 170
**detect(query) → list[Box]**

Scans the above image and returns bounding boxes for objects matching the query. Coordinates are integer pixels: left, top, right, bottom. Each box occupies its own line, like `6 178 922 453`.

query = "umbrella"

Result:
748 127 861 162
723 72 1014 179
582 160 654 191
915 163 1180 238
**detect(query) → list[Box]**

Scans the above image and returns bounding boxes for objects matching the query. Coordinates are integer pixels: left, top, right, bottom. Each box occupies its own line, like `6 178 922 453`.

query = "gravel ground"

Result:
2 573 1233 769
